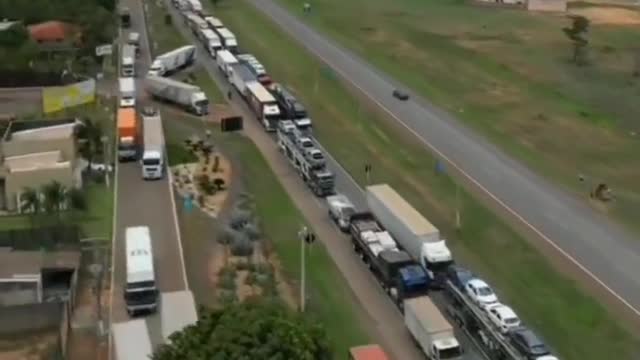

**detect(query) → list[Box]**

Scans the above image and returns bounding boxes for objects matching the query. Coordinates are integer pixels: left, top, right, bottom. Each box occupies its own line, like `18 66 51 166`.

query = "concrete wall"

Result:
0 87 42 117
0 280 39 305
2 137 76 163
0 302 62 334
527 0 566 12
6 165 75 211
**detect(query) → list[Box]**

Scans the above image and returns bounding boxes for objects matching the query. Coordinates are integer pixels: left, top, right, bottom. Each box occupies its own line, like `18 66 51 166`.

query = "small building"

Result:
0 119 81 211
0 250 80 306
0 20 19 32
527 0 566 12
27 21 80 46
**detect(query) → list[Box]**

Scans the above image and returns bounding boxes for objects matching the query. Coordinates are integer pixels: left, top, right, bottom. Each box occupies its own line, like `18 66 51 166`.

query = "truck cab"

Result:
309 169 335 197
142 150 164 180
420 241 454 288
190 91 209 115
127 32 141 57
148 60 164 76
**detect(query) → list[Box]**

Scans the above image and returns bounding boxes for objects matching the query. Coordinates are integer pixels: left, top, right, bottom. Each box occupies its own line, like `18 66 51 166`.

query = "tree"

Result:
66 187 87 213
41 181 67 221
20 187 40 214
77 117 104 171
563 15 590 66
0 24 29 48
153 299 331 360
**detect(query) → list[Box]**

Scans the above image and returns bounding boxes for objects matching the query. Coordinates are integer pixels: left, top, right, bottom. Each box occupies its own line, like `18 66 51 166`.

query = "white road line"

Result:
253 1 640 318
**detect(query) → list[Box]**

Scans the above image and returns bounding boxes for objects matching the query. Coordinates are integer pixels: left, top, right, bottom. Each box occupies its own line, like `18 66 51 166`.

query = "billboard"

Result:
42 79 96 113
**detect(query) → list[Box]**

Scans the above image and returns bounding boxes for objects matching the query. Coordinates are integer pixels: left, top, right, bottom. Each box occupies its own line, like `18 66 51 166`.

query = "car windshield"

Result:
505 317 519 325
531 344 550 354
478 286 493 296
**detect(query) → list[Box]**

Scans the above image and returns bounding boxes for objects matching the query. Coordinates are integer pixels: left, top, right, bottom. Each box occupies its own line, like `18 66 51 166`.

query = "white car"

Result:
486 303 521 333
465 278 499 309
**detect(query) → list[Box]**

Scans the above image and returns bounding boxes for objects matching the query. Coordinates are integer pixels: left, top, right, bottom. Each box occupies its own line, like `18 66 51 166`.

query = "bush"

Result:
229 208 252 230
216 289 237 305
164 14 172 25
230 235 253 257
243 221 261 242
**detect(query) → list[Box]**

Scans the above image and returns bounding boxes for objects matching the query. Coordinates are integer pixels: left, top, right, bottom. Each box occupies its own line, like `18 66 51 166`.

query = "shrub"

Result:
213 178 225 190
230 235 253 257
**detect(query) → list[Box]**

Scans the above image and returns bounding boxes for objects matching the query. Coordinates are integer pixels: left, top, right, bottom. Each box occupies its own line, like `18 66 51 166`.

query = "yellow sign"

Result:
42 79 96 113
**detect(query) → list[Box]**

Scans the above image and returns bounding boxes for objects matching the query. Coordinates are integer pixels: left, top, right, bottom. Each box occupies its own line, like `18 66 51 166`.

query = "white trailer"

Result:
124 226 158 315
204 16 224 29
148 45 196 76
366 184 453 283
246 82 281 131
215 27 238 53
229 63 257 97
121 44 136 77
216 49 238 78
198 28 222 57
113 320 152 360
404 297 462 360
161 291 198 343
118 77 136 108
187 0 202 13
185 12 208 34
146 75 209 115
141 108 165 180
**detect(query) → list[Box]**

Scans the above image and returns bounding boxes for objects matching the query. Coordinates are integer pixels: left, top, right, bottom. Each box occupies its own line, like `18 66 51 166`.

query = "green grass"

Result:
166 142 198 166
272 0 640 234
212 2 640 359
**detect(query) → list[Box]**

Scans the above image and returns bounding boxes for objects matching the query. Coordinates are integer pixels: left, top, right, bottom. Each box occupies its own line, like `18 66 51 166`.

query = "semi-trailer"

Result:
214 27 238 53
349 212 431 305
117 107 138 161
148 45 196 76
404 296 463 360
198 28 222 57
246 81 281 131
366 184 453 286
113 320 152 360
118 77 136 108
277 120 335 196
145 75 209 116
216 49 238 78
141 107 165 180
161 291 198 343
204 16 224 29
229 63 258 98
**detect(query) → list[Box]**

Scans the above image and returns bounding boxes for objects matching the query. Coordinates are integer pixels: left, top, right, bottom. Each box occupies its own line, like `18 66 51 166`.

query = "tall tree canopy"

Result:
153 300 332 360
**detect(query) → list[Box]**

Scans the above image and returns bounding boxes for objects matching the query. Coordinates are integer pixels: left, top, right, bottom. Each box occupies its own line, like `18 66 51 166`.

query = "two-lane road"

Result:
110 0 187 349
248 0 640 318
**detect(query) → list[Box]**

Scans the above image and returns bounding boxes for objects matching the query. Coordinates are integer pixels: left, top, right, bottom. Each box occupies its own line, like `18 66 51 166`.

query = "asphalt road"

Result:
163 4 488 359
247 0 640 317
110 0 187 352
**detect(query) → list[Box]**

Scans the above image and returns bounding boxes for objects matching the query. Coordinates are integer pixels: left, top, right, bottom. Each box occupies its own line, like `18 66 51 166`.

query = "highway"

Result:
247 0 640 317
109 0 188 352
162 3 487 359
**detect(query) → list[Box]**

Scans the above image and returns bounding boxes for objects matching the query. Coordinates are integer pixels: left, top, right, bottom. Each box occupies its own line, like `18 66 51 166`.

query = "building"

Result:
0 20 19 32
27 21 80 46
527 0 566 12
0 250 79 306
0 119 81 211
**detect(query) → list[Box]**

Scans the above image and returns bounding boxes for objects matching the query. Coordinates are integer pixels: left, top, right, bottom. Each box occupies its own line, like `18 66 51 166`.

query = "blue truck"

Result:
349 212 431 308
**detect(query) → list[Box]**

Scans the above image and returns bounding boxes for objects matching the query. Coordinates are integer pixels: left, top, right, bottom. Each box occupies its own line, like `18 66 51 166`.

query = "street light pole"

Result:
299 226 307 312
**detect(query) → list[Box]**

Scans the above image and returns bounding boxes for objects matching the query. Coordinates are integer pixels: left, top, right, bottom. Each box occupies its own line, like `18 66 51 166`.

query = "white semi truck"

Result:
214 27 238 53
148 45 196 76
141 108 165 180
404 296 463 360
113 320 152 360
366 184 453 287
161 291 198 343
118 77 136 108
124 226 158 315
229 63 257 97
246 81 281 131
198 28 222 57
121 44 136 77
145 75 209 116
216 49 238 78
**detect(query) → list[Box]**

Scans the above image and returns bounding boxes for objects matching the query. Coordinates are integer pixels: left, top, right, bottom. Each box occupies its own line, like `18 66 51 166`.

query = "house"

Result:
27 21 80 46
0 119 81 211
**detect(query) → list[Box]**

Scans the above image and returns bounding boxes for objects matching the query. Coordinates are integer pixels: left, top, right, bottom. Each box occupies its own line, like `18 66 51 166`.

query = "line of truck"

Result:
164 4 560 360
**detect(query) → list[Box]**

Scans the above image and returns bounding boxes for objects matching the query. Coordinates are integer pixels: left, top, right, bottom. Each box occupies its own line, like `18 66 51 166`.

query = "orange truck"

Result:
349 344 390 360
117 107 138 161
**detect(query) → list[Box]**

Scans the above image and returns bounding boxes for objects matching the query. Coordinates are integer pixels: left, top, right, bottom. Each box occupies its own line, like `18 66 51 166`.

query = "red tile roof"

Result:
27 21 78 43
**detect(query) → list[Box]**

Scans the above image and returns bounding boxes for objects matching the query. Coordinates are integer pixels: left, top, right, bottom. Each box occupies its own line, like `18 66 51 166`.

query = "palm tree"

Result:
66 187 87 220
77 117 104 171
42 181 67 223
20 187 40 214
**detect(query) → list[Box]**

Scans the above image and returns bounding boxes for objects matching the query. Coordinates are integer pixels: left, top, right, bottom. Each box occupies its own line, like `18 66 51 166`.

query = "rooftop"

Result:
5 150 70 173
0 20 19 31
0 250 80 279
27 21 79 43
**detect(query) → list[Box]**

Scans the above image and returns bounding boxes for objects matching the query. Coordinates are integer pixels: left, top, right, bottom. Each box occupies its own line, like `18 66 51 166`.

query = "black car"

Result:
508 327 551 359
446 265 474 291
392 89 410 101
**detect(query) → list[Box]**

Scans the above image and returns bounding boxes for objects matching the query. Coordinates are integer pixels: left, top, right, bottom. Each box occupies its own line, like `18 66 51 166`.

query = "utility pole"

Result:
455 183 461 229
298 226 315 312
101 136 110 188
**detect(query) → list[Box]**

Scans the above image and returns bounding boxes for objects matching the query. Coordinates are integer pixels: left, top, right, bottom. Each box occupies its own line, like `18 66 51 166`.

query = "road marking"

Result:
253 1 640 318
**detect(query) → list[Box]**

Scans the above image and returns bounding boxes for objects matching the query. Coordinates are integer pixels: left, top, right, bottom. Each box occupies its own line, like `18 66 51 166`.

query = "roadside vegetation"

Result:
0 0 117 86
274 0 640 235
147 1 371 354
213 1 640 359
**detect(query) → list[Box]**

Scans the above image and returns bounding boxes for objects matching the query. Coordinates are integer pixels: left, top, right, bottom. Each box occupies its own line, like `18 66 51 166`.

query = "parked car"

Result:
465 278 498 309
446 265 474 290
392 89 409 100
508 327 553 360
486 303 520 334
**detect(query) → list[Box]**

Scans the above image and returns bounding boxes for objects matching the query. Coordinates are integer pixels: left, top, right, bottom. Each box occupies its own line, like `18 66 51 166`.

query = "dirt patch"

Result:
172 151 232 218
570 7 640 25
0 332 58 360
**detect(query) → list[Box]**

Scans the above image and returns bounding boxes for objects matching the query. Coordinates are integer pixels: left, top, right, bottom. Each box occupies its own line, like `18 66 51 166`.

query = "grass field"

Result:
212 1 640 359
146 1 371 354
274 0 640 234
